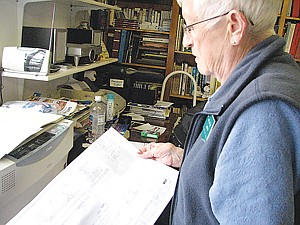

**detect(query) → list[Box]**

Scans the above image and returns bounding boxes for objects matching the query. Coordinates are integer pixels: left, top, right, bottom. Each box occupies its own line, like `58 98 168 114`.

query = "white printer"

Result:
0 119 73 225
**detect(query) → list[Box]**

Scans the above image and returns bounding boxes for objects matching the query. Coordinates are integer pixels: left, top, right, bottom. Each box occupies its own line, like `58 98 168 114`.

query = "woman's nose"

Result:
182 33 192 48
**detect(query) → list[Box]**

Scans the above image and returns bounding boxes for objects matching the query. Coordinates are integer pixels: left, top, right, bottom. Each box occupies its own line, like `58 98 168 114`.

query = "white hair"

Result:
177 0 283 35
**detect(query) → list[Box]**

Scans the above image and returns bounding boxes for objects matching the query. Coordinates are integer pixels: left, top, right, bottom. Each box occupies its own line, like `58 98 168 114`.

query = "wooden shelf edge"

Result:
285 16 300 21
121 62 166 70
170 93 207 101
74 0 120 10
113 27 170 35
3 58 118 81
175 50 193 55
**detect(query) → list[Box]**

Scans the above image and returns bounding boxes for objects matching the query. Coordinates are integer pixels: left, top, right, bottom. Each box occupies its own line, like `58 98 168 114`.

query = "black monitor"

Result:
21 26 67 64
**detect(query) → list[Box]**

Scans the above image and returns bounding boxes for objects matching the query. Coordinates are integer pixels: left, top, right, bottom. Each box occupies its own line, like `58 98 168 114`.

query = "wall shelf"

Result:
21 0 121 10
121 62 166 70
3 58 118 81
285 16 300 21
116 28 170 35
69 0 120 10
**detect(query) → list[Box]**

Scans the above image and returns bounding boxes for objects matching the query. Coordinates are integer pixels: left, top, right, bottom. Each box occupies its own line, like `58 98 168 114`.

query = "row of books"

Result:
174 14 192 52
175 15 184 52
284 22 300 60
111 29 169 67
277 0 299 17
120 7 172 31
114 18 140 29
170 63 220 98
285 0 300 18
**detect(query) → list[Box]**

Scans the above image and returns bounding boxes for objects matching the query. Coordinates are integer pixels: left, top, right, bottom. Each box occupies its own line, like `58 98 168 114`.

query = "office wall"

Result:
0 1 77 102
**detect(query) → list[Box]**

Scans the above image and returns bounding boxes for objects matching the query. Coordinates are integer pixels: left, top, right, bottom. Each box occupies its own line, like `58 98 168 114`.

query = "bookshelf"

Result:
110 0 173 73
108 0 218 105
278 0 300 62
106 0 298 108
164 0 219 104
111 28 170 71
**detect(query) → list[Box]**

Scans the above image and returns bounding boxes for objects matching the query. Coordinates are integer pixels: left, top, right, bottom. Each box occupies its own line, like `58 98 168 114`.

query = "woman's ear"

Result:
228 10 248 45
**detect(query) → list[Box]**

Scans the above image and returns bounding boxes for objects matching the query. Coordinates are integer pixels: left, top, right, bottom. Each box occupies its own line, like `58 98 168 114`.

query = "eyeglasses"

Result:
183 11 230 34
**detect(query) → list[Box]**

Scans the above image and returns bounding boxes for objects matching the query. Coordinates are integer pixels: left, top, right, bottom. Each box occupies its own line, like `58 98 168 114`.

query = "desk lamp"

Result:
160 70 197 107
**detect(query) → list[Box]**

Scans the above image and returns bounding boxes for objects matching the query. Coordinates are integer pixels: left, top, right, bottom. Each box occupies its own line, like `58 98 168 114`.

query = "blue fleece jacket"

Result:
171 35 300 224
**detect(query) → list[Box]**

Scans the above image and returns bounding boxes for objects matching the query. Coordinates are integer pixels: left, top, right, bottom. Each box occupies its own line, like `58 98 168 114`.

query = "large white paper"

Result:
0 107 63 158
8 128 178 225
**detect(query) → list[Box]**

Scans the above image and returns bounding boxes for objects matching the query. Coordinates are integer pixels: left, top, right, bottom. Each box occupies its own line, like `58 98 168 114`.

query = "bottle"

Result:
88 96 106 143
106 93 114 122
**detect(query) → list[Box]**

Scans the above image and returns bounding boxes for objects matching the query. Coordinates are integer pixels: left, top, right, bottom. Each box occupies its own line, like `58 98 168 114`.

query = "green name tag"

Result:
201 115 216 142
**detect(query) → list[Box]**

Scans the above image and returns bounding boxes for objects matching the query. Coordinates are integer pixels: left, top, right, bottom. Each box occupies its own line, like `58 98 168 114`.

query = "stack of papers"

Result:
0 107 63 159
126 101 173 119
3 96 90 129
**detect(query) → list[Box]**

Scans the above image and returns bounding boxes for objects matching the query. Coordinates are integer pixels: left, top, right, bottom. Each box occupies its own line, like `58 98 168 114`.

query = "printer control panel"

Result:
9 132 55 160
7 123 69 166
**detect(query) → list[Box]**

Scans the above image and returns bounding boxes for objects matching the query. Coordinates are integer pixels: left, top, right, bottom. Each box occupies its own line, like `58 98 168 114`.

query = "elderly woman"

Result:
139 0 300 224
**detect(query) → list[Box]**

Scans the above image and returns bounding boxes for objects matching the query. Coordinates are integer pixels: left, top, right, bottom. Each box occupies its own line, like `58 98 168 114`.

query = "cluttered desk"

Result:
0 17 180 222
57 87 178 143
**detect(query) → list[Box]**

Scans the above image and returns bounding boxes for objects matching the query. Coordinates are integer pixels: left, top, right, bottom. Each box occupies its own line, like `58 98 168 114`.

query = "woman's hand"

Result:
138 142 184 168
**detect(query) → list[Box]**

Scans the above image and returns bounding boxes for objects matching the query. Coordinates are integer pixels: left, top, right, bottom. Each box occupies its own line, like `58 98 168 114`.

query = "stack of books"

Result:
127 101 172 119
130 32 169 66
141 32 169 49
114 18 139 29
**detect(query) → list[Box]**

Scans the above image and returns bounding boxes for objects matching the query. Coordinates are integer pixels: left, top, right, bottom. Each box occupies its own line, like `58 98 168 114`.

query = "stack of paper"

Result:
0 107 63 159
127 101 173 119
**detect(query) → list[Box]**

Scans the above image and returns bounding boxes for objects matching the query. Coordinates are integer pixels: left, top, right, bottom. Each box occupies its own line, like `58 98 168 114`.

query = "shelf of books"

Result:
167 4 221 103
283 17 300 62
110 2 173 72
111 28 169 70
169 62 220 101
279 0 300 62
167 0 299 105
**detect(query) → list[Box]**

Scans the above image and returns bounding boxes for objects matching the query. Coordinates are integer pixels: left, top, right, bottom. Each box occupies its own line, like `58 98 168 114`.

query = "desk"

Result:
66 112 179 165
129 112 178 143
